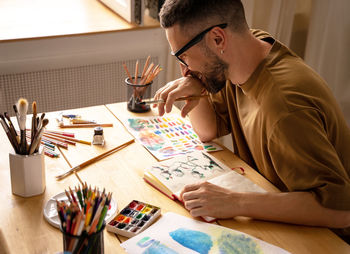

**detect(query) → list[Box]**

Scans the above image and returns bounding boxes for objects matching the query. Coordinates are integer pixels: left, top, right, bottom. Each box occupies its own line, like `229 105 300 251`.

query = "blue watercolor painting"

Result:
169 228 213 254
121 213 289 254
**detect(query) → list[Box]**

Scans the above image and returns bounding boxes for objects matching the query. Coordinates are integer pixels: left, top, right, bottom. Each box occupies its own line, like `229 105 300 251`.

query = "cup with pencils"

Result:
1 98 49 197
123 56 162 113
57 183 111 254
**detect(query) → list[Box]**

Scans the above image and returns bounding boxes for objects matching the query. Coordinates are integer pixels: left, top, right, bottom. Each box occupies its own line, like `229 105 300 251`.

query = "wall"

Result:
0 28 170 114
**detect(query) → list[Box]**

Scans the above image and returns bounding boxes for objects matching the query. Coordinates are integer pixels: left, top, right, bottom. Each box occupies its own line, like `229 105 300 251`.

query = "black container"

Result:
125 77 153 113
61 223 105 254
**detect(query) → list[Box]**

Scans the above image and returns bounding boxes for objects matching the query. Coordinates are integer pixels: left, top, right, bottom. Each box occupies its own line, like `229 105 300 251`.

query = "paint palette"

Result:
106 200 161 238
121 115 222 160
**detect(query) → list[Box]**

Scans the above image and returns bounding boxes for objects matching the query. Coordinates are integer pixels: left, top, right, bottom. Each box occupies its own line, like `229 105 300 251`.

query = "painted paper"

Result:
121 212 290 254
149 151 230 195
122 115 222 160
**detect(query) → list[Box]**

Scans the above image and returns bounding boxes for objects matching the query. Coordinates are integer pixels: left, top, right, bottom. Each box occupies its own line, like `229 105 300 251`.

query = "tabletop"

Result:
0 102 349 254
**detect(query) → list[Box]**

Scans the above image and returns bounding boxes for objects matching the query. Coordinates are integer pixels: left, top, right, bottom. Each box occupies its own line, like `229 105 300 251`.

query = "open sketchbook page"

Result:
121 212 290 254
147 151 265 198
148 151 232 196
145 151 265 222
120 114 222 160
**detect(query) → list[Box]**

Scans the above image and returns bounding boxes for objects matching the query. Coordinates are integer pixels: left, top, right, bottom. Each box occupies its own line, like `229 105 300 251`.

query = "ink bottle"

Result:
92 126 105 146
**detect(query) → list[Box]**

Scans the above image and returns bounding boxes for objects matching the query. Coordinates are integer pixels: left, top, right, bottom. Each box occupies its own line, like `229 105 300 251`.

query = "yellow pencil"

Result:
141 55 151 79
134 60 139 84
123 63 133 83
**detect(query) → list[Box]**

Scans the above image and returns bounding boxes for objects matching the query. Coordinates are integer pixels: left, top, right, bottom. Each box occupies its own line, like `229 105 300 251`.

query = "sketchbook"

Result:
143 151 265 222
121 212 290 254
120 114 222 161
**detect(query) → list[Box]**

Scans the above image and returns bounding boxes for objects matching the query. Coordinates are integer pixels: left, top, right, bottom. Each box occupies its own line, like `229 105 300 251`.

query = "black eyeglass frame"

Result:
171 23 228 66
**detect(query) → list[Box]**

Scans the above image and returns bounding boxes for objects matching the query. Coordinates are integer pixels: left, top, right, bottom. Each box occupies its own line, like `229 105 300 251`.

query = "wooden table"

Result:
0 102 349 254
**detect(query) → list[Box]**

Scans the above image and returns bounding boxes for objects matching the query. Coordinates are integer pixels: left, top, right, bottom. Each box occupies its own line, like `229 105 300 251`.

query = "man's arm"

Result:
180 182 350 228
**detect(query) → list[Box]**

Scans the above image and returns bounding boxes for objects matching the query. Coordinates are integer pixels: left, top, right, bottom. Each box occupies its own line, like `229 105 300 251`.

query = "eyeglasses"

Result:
171 23 227 67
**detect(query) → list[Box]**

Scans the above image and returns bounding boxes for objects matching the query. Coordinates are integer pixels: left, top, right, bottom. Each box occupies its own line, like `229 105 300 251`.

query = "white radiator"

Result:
0 57 161 114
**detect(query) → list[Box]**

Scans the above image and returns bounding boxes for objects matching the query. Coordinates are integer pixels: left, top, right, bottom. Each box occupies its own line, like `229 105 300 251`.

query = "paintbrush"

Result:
29 118 49 155
141 95 209 105
56 139 135 180
0 114 19 153
37 112 46 130
31 101 37 142
4 112 19 146
17 98 28 154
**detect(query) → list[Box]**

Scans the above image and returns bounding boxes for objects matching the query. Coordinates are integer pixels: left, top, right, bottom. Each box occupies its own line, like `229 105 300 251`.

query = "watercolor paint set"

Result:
106 200 161 238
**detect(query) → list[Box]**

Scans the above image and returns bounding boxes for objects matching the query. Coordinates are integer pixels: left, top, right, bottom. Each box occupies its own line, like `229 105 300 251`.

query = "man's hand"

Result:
153 76 205 117
180 181 241 218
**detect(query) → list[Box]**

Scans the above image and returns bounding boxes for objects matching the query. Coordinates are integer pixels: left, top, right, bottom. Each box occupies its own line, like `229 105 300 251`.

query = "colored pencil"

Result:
134 60 139 84
58 123 113 128
123 63 134 84
141 55 151 79
45 130 75 137
43 131 91 145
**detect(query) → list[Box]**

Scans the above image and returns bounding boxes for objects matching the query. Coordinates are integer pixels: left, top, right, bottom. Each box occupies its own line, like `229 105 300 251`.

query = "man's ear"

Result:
208 26 226 53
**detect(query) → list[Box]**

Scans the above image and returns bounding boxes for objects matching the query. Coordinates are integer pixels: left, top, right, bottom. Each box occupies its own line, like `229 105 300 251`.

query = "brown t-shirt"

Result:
209 30 350 241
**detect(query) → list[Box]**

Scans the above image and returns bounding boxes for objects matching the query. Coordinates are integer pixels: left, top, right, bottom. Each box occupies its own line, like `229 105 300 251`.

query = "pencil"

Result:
58 123 113 128
123 63 133 84
42 133 76 145
45 130 75 137
134 60 139 84
141 55 151 79
141 63 154 85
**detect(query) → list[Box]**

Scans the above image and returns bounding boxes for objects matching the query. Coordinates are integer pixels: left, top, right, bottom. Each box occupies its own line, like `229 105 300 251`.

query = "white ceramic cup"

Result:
9 150 46 197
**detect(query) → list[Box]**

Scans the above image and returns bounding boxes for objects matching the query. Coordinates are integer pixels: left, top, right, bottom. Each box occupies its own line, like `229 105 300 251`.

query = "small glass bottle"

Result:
92 126 105 146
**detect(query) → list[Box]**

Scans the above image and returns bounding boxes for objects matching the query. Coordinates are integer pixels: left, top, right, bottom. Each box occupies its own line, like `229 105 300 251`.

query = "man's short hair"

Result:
159 0 248 33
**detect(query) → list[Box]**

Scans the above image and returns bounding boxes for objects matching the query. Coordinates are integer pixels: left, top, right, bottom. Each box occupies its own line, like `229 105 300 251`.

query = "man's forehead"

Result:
165 24 189 52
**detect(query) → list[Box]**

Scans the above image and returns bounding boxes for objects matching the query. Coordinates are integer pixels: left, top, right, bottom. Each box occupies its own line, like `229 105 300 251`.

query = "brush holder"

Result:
9 149 46 197
125 77 153 113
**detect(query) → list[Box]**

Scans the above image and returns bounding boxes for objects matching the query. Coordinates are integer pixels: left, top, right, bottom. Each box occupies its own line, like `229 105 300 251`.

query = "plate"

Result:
43 191 118 228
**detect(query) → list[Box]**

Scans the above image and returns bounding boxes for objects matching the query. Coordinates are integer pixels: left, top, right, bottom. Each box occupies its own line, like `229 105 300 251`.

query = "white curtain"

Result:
304 0 350 126
242 0 296 47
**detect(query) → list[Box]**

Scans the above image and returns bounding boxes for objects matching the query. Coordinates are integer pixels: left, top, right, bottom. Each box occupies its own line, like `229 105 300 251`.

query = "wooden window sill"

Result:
0 0 160 42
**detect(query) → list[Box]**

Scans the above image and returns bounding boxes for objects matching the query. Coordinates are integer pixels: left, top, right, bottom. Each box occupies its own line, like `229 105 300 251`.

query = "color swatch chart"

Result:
121 115 222 160
106 200 161 238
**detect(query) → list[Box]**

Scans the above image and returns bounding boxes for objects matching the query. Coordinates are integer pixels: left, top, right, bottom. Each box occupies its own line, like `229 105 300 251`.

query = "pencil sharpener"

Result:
92 127 105 146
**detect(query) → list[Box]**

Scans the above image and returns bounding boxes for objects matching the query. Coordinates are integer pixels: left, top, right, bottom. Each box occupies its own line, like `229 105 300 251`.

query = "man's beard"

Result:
195 47 229 94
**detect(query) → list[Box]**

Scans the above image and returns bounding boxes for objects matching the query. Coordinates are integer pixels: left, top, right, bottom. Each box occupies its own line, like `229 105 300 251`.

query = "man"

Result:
153 0 350 243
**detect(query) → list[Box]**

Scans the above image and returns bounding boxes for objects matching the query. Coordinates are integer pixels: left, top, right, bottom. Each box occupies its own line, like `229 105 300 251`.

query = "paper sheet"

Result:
121 115 222 160
121 212 290 254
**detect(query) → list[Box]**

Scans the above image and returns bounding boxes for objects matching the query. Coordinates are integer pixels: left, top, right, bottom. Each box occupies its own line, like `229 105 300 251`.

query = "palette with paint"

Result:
106 200 161 238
